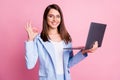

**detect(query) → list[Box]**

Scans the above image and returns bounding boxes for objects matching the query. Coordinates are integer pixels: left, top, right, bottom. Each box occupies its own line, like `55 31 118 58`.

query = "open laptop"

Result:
64 22 107 50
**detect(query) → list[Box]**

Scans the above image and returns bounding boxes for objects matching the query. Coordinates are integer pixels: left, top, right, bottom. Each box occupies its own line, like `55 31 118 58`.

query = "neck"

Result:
48 28 59 35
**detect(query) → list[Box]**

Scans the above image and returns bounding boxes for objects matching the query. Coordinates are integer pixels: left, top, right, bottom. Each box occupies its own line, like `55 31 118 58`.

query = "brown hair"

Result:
40 4 72 44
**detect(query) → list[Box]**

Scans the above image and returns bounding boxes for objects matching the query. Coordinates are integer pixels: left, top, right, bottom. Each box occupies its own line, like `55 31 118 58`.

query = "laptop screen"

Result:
85 22 107 49
64 22 107 50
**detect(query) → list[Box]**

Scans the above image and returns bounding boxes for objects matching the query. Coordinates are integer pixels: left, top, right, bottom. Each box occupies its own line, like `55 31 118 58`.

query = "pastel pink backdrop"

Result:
0 0 120 80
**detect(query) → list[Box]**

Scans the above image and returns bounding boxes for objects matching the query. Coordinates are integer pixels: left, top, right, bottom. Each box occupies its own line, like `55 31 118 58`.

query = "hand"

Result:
25 22 39 41
81 41 98 54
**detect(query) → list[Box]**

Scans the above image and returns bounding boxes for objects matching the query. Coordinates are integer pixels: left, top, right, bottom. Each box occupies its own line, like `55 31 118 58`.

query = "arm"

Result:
25 22 39 69
68 41 98 68
25 40 38 69
68 51 87 68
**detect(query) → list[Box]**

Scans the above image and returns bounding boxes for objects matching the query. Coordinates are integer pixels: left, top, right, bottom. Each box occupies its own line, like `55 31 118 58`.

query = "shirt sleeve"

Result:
68 51 88 68
25 40 38 69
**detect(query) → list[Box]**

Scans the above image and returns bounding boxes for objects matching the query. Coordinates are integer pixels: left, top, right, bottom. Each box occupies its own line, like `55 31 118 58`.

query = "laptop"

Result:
64 22 107 50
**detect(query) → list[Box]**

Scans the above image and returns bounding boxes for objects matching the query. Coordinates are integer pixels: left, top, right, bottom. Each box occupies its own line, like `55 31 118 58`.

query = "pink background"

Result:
0 0 120 80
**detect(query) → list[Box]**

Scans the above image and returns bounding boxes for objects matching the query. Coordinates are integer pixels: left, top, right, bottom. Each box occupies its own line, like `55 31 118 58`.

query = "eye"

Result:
48 14 54 18
56 15 60 18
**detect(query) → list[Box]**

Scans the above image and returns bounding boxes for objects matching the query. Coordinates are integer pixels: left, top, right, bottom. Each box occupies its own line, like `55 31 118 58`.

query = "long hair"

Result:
40 4 72 44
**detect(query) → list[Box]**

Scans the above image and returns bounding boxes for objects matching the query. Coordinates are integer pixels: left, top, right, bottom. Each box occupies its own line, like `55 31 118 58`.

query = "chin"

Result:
51 25 59 28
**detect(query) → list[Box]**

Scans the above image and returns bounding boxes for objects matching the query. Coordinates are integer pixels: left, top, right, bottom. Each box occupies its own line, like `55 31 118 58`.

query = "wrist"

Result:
81 49 86 54
81 49 88 57
27 38 34 41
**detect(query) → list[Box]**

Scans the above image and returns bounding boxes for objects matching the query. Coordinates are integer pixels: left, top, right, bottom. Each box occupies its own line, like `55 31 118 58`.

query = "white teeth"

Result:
52 22 57 25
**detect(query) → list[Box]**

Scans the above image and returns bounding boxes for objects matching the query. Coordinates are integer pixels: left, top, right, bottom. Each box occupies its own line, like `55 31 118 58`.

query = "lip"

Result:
51 22 59 25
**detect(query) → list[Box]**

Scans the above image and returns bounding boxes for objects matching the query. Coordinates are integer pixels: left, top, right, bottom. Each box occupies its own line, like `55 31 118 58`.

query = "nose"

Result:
53 16 57 21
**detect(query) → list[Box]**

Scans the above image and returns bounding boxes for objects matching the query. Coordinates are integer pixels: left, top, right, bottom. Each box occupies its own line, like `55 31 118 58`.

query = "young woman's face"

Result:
47 8 61 29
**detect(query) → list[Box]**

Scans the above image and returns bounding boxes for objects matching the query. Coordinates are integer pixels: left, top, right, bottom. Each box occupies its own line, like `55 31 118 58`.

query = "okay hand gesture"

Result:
25 22 39 41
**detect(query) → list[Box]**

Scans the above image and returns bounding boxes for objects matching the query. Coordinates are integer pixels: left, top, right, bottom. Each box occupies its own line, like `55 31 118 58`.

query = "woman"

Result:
25 4 98 80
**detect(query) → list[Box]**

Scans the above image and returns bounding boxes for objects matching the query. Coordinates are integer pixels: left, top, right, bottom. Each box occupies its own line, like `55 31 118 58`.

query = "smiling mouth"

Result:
51 22 59 25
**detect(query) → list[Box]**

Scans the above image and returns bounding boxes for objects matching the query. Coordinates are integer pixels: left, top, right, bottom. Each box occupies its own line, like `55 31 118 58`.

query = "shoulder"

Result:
34 33 43 43
63 41 72 49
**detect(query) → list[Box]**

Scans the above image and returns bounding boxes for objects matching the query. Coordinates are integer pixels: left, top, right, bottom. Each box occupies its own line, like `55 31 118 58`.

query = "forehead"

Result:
48 8 60 15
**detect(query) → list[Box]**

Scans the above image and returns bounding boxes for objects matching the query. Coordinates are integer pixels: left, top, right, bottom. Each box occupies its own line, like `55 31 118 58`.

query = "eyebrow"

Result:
48 13 60 15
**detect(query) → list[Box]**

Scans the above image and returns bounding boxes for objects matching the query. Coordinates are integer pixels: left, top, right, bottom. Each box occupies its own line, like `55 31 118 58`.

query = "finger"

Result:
95 41 98 46
29 21 32 28
92 41 98 49
83 49 91 53
85 48 95 53
94 41 98 46
26 21 31 28
25 22 29 30
32 27 39 33
93 41 98 46
26 22 29 28
25 22 30 31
